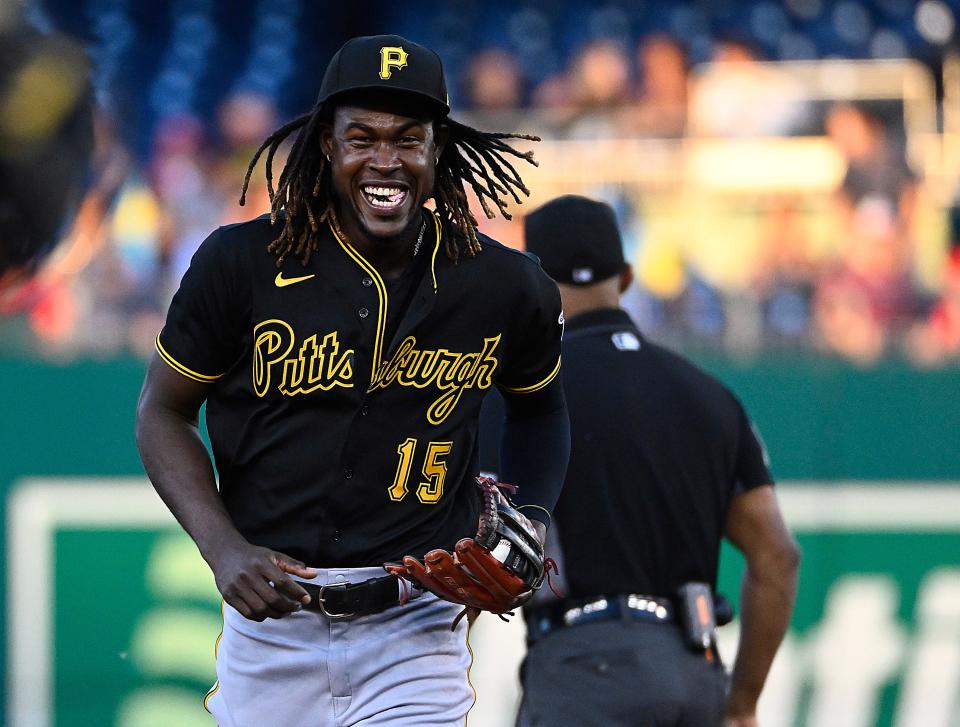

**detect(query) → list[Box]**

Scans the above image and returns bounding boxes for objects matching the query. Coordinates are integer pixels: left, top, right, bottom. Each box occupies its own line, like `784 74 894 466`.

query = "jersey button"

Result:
360 405 369 416
344 468 353 480
362 276 373 287
358 307 369 319
332 530 342 542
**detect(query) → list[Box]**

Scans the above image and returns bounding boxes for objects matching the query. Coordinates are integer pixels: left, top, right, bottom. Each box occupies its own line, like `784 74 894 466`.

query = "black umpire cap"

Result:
524 195 628 285
317 34 450 117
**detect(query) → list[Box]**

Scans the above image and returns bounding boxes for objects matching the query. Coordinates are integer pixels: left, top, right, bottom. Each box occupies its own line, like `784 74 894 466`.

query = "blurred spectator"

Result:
754 197 817 344
620 35 689 138
461 48 528 131
213 92 280 225
814 102 921 364
813 205 920 364
464 48 524 111
565 40 632 138
906 249 960 365
826 103 917 236
148 114 221 283
218 92 280 150
530 72 573 113
3 3 956 365
689 37 808 137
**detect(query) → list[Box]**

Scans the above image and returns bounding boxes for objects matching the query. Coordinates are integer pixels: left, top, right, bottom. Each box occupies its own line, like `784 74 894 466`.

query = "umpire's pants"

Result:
516 619 726 727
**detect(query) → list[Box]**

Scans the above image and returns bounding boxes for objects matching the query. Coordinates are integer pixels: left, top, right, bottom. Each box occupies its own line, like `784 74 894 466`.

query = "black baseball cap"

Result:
317 34 450 117
524 195 627 285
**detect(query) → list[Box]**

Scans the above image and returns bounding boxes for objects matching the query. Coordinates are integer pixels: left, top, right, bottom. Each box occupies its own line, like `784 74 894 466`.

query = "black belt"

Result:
298 575 420 619
526 594 674 641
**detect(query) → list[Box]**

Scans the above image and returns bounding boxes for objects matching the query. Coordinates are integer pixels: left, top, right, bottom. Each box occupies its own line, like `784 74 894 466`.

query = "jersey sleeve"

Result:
733 401 774 493
156 227 247 382
496 262 563 394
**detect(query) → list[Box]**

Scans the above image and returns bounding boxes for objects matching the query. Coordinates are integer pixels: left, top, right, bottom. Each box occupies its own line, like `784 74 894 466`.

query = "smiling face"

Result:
322 101 445 246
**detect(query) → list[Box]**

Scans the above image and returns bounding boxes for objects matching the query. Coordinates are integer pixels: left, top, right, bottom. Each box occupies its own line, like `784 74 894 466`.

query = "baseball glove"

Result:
385 477 547 623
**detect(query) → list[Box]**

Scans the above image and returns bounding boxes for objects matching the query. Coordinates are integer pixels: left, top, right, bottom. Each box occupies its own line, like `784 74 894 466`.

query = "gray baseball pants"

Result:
205 566 474 726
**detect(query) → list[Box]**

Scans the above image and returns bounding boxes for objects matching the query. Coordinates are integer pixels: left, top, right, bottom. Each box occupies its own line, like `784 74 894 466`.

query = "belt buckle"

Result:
317 582 356 619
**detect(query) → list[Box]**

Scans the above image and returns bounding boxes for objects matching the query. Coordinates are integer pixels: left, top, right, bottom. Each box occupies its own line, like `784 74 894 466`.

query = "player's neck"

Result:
336 207 422 280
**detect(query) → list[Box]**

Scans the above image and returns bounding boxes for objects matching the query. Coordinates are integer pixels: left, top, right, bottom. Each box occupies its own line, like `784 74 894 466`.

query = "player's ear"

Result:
433 121 449 163
619 265 633 294
320 124 334 160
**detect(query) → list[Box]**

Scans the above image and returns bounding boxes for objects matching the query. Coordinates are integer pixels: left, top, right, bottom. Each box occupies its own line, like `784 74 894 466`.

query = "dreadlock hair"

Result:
240 104 540 268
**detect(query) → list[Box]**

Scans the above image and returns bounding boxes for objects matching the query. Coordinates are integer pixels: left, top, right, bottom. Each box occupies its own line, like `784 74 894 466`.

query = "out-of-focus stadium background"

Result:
2 0 960 725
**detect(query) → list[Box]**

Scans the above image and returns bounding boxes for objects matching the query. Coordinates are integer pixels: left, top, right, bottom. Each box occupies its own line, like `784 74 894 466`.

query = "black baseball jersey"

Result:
157 211 563 566
480 307 772 598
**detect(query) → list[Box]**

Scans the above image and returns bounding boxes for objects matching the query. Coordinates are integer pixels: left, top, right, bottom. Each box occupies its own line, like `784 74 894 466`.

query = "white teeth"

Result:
362 186 407 208
362 185 403 196
364 192 403 208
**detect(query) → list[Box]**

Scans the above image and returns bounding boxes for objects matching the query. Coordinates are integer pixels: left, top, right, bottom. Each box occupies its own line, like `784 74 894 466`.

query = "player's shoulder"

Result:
190 213 278 273
212 213 277 251
475 232 536 263
472 232 551 283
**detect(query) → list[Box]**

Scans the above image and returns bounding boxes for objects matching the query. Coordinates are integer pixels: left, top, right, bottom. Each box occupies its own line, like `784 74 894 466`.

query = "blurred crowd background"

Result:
4 0 960 367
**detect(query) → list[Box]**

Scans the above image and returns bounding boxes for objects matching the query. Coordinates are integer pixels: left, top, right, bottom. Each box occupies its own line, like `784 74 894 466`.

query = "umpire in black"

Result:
479 195 800 727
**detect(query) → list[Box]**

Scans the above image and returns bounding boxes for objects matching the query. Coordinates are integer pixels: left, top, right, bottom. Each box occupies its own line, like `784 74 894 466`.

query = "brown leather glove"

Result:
385 477 546 619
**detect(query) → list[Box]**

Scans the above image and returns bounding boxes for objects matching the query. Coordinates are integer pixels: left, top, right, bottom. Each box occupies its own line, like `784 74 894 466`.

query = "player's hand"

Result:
207 540 318 621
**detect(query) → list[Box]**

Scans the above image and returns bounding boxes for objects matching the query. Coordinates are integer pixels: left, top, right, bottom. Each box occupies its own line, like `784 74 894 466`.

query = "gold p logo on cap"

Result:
379 46 408 79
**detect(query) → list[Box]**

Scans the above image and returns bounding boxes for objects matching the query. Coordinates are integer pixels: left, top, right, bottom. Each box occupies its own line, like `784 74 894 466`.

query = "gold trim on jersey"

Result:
328 212 444 383
429 211 441 291
497 355 562 394
155 335 225 383
329 222 388 385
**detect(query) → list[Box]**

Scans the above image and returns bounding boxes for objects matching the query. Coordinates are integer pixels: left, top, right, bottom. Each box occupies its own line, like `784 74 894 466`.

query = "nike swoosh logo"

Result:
275 272 316 288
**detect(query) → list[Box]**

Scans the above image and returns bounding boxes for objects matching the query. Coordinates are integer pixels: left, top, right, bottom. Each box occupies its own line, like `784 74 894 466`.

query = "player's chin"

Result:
355 192 417 239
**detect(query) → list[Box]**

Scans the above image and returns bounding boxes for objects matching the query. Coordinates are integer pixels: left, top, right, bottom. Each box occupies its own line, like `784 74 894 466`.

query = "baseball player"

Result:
135 35 570 727
480 196 800 727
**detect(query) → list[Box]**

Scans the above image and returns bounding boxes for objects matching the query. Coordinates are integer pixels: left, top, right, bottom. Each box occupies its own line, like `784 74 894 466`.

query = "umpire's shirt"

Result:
481 306 772 600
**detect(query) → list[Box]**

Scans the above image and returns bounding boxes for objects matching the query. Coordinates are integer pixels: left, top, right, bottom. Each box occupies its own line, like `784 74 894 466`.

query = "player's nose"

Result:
368 143 402 174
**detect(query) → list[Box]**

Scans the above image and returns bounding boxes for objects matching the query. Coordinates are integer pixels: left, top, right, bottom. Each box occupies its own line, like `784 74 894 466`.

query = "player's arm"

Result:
724 484 800 727
495 260 569 544
498 379 570 544
136 354 317 620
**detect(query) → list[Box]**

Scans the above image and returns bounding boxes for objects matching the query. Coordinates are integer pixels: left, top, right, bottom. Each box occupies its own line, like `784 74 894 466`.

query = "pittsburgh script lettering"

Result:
253 319 354 396
251 320 500 423
370 335 500 424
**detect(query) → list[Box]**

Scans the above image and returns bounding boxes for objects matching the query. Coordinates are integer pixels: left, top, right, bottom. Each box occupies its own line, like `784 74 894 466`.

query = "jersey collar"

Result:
564 307 636 334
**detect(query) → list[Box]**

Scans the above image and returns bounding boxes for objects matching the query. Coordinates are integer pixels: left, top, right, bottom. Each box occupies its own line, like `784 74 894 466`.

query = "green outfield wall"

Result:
1 357 959 727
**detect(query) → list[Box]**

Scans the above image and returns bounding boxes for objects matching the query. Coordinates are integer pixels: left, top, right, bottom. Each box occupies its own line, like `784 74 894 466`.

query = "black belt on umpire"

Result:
297 575 422 619
525 594 675 642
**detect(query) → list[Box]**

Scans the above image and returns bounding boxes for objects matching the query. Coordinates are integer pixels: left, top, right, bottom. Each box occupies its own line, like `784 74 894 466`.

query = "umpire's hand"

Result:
207 540 318 621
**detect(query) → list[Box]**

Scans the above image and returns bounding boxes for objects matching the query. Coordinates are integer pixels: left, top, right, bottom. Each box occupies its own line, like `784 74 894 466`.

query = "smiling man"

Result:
135 35 569 726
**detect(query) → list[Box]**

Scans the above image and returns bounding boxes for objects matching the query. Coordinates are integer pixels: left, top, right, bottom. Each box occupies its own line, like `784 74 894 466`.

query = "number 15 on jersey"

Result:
388 438 453 504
